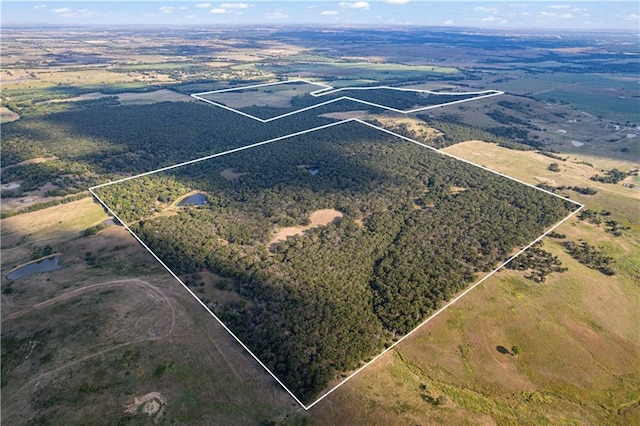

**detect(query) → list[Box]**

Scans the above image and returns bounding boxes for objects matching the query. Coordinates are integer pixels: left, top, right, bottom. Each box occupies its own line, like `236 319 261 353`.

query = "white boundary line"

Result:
90 80 583 410
191 78 504 123
88 187 308 408
91 119 353 190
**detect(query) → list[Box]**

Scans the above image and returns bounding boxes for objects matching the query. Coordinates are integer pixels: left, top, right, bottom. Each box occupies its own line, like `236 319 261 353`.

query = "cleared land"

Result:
193 79 503 122
36 89 194 106
269 208 343 245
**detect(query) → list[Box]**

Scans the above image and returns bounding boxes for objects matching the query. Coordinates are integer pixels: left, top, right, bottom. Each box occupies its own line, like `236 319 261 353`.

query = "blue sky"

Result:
2 1 639 29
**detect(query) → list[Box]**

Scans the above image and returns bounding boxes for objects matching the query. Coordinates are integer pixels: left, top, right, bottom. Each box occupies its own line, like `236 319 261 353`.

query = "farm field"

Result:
1 24 638 424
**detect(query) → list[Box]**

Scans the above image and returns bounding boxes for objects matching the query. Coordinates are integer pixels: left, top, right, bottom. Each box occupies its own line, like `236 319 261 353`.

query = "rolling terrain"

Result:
1 26 638 424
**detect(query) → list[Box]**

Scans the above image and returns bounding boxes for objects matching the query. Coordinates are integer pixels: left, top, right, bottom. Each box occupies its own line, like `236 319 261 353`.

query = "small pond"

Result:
178 193 207 206
6 255 62 280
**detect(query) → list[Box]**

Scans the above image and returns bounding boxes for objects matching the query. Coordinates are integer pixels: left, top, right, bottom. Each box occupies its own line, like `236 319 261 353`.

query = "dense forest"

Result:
96 120 577 402
0 100 342 199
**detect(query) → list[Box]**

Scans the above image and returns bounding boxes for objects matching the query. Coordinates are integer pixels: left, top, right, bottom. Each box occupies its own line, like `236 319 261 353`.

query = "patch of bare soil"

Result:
535 176 558 186
319 110 368 120
269 209 343 246
450 186 468 194
36 89 193 106
117 89 193 104
124 392 167 424
220 168 247 181
3 156 58 169
0 106 20 123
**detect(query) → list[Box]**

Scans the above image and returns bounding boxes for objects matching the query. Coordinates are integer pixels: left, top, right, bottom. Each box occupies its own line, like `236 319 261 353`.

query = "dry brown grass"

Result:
269 209 343 245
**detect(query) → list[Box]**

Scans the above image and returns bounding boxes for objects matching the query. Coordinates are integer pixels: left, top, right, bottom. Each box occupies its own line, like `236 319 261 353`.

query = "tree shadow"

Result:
496 345 510 355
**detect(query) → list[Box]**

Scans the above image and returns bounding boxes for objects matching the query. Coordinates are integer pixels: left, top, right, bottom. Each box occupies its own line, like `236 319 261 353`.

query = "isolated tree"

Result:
511 345 522 356
548 163 560 172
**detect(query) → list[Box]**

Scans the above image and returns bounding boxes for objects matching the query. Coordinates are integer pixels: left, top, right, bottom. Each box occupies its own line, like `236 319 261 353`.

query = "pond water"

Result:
178 193 207 206
6 255 62 280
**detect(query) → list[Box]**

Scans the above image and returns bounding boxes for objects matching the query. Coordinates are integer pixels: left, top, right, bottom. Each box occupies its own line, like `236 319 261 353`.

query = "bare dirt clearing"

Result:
124 392 167 424
269 209 343 246
0 106 20 123
319 110 368 120
220 168 247 181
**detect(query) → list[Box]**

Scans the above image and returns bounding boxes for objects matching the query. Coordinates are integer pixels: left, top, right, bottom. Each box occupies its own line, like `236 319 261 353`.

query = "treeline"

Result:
590 168 632 184
98 121 576 402
0 101 336 203
578 209 628 236
538 184 598 196
562 241 615 276
0 193 91 219
1 159 98 196
415 114 534 150
506 241 567 283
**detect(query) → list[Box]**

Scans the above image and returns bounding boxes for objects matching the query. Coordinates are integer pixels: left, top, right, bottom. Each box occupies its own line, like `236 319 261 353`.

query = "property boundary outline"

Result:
90 79 583 410
191 78 504 122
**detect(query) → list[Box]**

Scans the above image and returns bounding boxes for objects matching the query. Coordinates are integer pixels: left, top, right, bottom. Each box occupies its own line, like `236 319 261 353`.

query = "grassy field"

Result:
1 202 298 425
1 198 108 269
535 90 640 123
443 141 639 226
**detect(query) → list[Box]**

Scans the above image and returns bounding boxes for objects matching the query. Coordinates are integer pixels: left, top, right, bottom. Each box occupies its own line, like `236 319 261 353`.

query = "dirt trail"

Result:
2 279 173 325
1 278 177 410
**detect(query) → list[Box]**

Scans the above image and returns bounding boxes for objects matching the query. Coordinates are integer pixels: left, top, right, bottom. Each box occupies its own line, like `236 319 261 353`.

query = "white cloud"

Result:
186 14 198 19
265 11 289 19
474 6 498 14
220 3 249 8
211 8 226 14
521 12 531 17
34 4 47 9
51 7 97 18
482 16 497 22
195 3 211 8
548 4 571 9
538 11 573 19
321 10 339 16
340 2 370 10
443 19 454 25
52 8 73 14
179 7 188 10
384 0 410 4
159 6 174 14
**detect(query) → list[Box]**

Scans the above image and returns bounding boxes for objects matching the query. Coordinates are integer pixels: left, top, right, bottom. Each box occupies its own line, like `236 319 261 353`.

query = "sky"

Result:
2 1 639 30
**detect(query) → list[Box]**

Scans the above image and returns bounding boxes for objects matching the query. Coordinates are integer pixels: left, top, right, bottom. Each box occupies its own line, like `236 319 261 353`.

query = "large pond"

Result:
178 193 207 206
6 255 62 280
